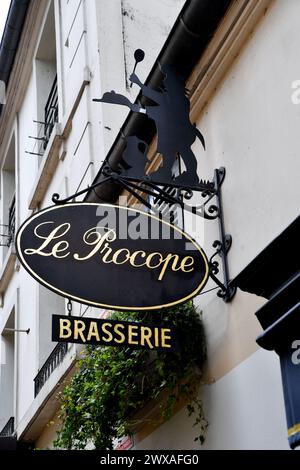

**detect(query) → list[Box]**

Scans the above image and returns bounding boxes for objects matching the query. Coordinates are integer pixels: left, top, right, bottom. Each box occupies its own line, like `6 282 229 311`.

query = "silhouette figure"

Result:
129 65 205 185
120 136 148 179
96 91 141 113
94 63 205 185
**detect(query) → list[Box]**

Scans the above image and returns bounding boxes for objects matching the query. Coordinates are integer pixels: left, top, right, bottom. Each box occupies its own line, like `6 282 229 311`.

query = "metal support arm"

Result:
52 166 236 302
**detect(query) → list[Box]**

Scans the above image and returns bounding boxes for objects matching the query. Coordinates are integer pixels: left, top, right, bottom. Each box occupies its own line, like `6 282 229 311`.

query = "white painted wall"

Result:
0 327 14 429
0 0 297 451
135 0 300 450
191 0 300 275
93 0 185 153
135 349 289 450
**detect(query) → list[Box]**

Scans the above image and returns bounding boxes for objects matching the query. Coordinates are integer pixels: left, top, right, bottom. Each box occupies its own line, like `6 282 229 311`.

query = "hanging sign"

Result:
16 203 209 310
52 314 176 350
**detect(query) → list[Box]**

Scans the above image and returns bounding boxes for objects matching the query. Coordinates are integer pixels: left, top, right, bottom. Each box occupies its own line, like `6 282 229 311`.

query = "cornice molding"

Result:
189 0 274 120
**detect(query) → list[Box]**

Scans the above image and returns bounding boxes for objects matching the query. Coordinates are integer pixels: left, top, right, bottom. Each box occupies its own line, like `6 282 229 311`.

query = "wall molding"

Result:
189 0 274 120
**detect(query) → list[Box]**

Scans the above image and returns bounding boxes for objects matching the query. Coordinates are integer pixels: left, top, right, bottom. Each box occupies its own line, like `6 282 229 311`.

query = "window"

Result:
0 134 16 261
38 286 65 368
32 1 58 160
0 309 15 434
33 286 67 397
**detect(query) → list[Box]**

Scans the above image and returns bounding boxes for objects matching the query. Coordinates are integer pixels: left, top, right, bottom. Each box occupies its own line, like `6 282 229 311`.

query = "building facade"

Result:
0 0 299 450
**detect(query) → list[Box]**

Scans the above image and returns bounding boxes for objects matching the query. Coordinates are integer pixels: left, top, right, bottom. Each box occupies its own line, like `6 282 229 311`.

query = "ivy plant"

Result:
54 302 208 450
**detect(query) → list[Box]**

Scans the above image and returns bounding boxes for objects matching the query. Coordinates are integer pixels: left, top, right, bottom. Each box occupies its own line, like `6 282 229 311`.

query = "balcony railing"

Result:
44 75 58 149
0 417 14 437
34 342 68 397
0 195 16 247
8 195 15 246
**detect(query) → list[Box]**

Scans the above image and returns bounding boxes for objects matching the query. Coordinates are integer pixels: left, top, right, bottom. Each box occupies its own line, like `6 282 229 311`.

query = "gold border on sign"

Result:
16 203 209 311
288 423 300 437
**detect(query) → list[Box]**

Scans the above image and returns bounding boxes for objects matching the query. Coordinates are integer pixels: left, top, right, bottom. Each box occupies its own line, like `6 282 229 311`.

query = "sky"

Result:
0 0 11 46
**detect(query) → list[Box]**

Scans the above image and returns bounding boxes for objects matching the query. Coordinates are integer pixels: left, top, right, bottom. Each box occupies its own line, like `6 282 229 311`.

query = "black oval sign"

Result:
16 203 209 310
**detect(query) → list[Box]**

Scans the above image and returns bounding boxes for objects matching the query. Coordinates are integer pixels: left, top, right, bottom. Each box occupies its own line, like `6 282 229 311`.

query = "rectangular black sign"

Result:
280 347 300 449
52 314 177 350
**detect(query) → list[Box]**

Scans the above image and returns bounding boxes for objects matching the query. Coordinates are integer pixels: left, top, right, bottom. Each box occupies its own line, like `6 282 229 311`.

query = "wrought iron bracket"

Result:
206 167 237 302
52 166 236 302
52 166 215 209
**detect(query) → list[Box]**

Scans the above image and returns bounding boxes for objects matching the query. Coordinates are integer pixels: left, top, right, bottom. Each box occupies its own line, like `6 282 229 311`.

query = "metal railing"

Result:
44 75 58 149
26 75 58 158
0 195 16 247
34 342 68 397
8 195 15 246
0 417 14 437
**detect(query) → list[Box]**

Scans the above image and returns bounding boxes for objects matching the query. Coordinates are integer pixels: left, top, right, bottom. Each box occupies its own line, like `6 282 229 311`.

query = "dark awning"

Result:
0 436 17 450
255 271 300 331
232 216 299 301
232 216 300 449
257 300 300 351
231 216 300 348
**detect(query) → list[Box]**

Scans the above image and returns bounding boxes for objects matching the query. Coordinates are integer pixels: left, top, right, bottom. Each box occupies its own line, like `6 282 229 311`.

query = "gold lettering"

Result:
180 256 195 272
158 254 180 281
101 242 113 264
102 322 113 342
74 320 86 342
74 227 116 261
140 326 153 349
145 252 163 269
59 319 72 339
161 328 171 348
24 220 198 282
154 327 159 347
87 321 100 341
128 325 139 345
25 222 70 258
52 241 70 258
114 323 125 343
129 250 146 267
112 248 130 265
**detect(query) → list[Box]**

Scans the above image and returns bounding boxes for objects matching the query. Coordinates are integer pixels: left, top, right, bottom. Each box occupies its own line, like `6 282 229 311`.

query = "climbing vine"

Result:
54 302 208 450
